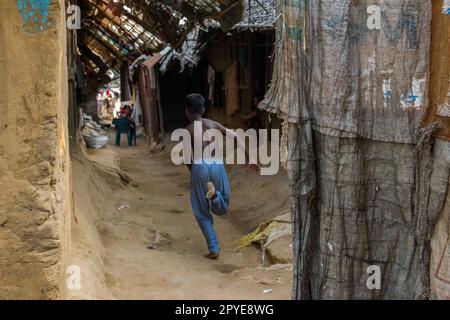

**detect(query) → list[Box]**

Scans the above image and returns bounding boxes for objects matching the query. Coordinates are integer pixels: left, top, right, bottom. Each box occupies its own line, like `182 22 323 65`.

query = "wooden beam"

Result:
81 28 125 59
85 22 129 56
96 0 169 46
78 41 109 73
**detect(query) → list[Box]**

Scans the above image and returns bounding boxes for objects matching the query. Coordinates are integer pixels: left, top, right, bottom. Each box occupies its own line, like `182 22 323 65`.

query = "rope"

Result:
280 120 289 170
414 121 442 299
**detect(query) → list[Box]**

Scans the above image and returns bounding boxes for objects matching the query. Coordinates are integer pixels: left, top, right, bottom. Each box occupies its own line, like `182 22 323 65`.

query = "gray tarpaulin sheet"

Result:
260 0 449 299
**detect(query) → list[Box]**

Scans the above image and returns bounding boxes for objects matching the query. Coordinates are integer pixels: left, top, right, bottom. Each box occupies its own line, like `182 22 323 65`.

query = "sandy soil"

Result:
70 136 292 300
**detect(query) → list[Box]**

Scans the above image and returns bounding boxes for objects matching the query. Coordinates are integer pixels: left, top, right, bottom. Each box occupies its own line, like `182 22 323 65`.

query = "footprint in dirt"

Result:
213 263 242 274
165 172 181 177
166 209 184 214
144 228 172 250
178 182 190 189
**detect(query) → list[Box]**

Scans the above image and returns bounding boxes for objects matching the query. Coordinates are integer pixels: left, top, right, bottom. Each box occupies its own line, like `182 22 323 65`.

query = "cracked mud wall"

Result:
0 0 71 299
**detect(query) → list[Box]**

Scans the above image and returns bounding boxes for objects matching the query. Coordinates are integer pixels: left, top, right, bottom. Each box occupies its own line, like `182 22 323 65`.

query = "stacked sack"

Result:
81 114 109 149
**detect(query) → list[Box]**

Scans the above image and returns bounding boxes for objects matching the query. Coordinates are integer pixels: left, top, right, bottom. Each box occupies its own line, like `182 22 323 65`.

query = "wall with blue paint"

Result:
16 0 52 33
1 0 71 299
444 0 450 15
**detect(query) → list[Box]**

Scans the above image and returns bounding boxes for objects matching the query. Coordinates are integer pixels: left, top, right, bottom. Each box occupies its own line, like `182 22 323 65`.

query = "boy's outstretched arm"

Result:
214 121 260 174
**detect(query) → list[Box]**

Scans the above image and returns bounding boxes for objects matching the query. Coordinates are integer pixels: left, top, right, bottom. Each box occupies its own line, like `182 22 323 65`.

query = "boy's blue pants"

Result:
190 160 231 254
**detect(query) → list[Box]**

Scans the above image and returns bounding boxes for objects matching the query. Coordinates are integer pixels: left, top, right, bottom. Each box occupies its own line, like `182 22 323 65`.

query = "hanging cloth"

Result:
225 61 239 115
207 65 216 103
120 61 131 102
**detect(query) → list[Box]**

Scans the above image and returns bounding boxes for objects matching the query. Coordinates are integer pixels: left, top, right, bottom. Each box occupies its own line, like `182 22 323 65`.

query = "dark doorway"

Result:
158 62 206 132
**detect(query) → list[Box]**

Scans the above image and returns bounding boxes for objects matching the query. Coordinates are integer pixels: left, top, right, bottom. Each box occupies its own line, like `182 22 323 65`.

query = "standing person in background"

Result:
240 95 264 145
126 105 137 146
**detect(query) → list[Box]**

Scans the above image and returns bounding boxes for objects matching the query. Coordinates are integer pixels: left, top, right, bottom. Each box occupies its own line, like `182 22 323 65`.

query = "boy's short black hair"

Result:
185 93 205 114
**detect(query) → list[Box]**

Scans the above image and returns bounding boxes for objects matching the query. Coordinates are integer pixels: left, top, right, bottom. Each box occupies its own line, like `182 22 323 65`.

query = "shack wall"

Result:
261 0 447 299
205 31 278 131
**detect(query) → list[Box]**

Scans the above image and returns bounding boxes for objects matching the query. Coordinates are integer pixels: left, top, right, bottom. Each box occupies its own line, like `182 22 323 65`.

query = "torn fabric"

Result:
261 0 448 299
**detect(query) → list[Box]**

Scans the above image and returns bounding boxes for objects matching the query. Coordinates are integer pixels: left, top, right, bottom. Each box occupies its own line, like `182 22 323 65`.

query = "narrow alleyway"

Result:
71 137 291 299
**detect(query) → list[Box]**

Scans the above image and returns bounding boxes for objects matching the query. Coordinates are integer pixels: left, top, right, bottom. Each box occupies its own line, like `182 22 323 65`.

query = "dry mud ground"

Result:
69 137 292 299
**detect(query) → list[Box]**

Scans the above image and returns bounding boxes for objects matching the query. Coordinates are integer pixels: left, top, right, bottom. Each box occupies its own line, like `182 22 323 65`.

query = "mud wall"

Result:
0 0 71 299
68 148 116 300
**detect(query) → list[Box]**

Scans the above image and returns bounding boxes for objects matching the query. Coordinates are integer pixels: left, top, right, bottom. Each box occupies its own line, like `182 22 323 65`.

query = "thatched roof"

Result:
78 0 244 80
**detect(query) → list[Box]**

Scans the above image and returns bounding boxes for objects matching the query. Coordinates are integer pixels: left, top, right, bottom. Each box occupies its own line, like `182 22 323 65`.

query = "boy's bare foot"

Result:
204 252 220 260
206 181 216 200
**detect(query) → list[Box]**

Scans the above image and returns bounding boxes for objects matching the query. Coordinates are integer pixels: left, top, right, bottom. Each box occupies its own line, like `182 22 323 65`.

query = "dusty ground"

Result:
70 136 292 300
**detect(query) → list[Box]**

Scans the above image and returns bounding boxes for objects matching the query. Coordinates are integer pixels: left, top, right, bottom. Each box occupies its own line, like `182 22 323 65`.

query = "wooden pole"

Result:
137 66 152 140
137 65 160 146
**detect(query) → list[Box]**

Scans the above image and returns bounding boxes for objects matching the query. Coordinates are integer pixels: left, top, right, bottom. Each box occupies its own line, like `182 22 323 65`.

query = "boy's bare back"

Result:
187 118 227 152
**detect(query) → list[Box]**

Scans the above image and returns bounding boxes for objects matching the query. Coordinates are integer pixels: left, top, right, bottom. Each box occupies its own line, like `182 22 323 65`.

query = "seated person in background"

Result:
240 95 263 131
119 105 128 118
112 111 132 146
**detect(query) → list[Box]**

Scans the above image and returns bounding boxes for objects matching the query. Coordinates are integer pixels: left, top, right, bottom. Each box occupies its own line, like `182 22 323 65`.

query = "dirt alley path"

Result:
89 140 292 299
